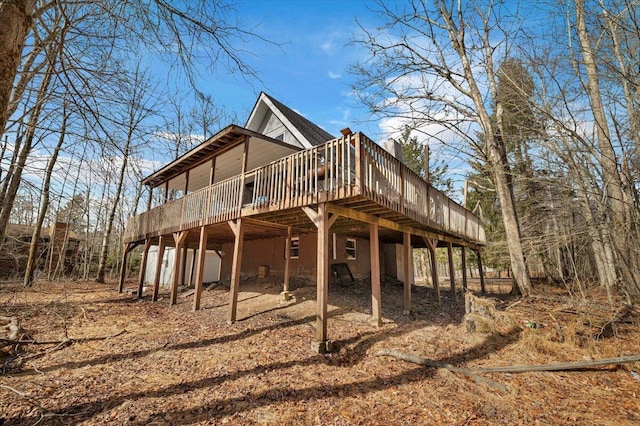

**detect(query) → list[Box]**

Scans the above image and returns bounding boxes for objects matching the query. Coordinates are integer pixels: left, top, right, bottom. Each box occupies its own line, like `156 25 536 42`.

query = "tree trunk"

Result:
440 6 532 296
0 0 35 138
96 139 131 283
24 105 67 286
0 58 53 252
574 0 640 300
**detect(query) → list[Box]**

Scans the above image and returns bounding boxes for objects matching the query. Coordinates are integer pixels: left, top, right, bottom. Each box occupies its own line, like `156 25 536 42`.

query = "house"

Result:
0 222 81 278
120 93 486 353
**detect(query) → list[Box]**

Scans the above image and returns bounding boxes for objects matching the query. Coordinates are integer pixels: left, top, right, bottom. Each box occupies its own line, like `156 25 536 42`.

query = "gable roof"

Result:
246 92 334 149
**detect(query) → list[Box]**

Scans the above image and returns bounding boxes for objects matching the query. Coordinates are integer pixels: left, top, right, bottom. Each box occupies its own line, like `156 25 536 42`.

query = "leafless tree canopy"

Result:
0 0 269 282
352 0 640 301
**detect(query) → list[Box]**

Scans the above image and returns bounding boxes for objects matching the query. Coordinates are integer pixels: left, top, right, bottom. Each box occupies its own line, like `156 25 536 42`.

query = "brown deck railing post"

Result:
355 133 363 195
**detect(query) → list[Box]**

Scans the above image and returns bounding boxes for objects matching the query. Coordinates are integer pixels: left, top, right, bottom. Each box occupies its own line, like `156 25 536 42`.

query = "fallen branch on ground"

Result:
469 354 640 373
376 349 507 392
377 349 640 376
0 329 127 346
0 384 84 425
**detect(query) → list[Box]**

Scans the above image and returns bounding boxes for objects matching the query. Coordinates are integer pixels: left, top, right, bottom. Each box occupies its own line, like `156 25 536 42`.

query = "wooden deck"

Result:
124 133 485 248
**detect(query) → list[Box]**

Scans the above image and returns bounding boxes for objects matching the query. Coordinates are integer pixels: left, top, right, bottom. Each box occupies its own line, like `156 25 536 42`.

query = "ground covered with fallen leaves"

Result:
1 276 639 425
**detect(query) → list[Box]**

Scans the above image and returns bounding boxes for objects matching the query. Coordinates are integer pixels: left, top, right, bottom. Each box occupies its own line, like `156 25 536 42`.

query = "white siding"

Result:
257 111 303 148
145 247 221 286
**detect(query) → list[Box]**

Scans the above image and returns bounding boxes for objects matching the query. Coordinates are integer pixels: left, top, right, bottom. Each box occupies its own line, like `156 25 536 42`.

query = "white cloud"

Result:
320 40 334 55
328 71 342 79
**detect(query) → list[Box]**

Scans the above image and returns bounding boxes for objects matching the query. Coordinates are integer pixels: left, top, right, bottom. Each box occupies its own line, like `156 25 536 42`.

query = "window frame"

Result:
345 237 357 260
290 236 300 259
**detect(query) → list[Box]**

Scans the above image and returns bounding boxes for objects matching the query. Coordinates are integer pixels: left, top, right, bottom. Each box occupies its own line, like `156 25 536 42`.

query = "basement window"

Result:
346 238 357 260
290 237 300 259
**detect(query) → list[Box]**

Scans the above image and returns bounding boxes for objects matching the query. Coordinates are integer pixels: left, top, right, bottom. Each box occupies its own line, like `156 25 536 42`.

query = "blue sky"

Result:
185 0 382 139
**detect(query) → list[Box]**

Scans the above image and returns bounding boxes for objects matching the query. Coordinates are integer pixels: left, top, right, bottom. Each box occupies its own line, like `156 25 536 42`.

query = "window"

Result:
345 238 357 260
290 237 300 259
274 132 285 141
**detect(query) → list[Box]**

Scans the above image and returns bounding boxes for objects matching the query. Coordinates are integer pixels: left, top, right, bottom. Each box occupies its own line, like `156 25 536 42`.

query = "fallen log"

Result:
376 349 507 392
0 329 127 346
469 354 640 373
377 349 640 376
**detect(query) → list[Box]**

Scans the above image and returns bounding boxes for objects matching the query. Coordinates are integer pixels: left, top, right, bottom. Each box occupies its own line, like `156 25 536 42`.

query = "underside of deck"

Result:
129 195 483 252
119 131 487 353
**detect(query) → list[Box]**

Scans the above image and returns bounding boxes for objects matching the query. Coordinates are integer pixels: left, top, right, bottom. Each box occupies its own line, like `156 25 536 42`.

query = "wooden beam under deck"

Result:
461 246 468 292
193 226 208 311
227 219 245 323
325 203 481 250
447 242 457 302
170 231 188 306
152 236 166 301
370 222 382 327
118 242 138 293
137 240 152 299
303 203 332 353
403 232 412 315
424 237 441 306
282 226 292 296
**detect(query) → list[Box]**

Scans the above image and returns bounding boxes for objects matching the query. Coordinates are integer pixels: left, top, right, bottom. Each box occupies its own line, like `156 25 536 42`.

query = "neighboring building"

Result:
121 92 486 352
0 222 81 278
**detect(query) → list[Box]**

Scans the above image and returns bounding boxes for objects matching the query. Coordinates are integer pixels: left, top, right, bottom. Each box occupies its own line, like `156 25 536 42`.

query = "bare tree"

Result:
0 0 270 260
95 65 158 283
23 99 69 286
352 0 533 295
0 0 36 137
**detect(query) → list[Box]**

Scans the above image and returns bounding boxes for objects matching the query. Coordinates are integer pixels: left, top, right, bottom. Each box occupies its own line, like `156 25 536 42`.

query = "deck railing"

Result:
124 133 485 245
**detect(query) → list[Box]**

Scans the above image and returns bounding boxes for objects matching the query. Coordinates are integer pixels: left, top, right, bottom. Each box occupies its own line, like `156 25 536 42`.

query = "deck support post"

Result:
302 204 335 353
137 240 152 299
447 242 457 301
180 245 189 286
118 246 127 293
402 232 412 315
118 243 136 293
461 246 468 292
228 219 245 323
424 238 441 306
170 231 188 306
475 249 486 294
152 236 166 301
193 226 208 311
282 226 293 301
370 221 382 327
